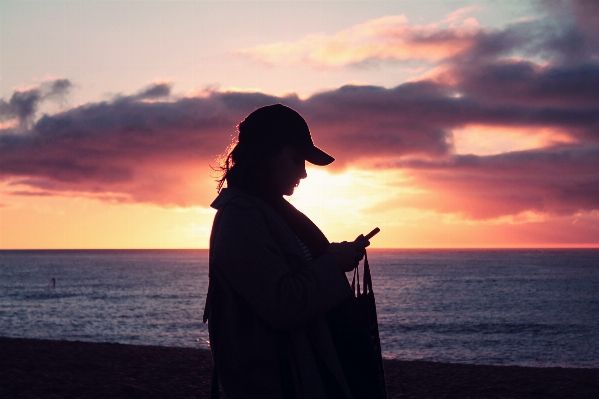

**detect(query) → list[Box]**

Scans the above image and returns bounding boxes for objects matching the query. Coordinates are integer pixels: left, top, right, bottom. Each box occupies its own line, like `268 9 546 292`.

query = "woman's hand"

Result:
328 237 370 273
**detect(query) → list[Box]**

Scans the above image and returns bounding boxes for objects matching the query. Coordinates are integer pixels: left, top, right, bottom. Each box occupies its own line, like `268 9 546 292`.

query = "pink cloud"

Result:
393 144 599 219
1 66 598 212
235 11 481 67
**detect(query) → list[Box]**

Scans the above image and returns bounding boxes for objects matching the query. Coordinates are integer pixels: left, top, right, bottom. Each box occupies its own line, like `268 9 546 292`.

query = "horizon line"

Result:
1 246 599 251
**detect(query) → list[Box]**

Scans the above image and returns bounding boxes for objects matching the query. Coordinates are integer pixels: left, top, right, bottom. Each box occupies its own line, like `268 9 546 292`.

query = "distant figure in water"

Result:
203 104 370 398
50 278 56 287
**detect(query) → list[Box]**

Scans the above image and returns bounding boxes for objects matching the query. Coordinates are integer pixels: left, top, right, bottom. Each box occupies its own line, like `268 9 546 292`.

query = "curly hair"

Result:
214 126 284 195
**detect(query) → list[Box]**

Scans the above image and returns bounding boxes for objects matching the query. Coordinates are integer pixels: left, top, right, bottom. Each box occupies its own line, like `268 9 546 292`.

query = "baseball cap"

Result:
238 104 334 166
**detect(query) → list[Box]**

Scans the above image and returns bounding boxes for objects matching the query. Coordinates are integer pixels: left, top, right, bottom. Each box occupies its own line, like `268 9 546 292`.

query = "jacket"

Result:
205 187 353 399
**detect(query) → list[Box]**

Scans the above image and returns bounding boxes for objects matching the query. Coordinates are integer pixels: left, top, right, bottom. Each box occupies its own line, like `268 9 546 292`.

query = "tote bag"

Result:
326 251 387 399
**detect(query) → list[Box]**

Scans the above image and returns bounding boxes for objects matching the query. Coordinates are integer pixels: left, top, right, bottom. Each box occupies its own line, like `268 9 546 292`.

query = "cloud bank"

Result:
1 1 598 220
394 145 599 219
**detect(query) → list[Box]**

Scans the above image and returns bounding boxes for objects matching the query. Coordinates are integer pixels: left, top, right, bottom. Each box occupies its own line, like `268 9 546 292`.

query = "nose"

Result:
300 166 307 180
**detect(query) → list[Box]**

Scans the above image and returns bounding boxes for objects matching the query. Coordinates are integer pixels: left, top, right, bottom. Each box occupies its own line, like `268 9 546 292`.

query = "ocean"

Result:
1 249 598 368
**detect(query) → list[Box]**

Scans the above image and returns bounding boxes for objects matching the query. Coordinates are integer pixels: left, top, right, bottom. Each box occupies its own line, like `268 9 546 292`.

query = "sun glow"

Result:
288 167 416 246
0 192 216 249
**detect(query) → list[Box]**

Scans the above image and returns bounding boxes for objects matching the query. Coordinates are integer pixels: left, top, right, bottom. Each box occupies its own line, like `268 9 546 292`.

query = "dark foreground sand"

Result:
1 337 598 399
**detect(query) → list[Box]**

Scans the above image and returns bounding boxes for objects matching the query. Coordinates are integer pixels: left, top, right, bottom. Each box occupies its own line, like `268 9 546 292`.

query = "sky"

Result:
1 0 598 249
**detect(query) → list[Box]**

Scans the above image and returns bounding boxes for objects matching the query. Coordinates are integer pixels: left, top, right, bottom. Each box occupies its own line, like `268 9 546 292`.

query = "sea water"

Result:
1 249 598 368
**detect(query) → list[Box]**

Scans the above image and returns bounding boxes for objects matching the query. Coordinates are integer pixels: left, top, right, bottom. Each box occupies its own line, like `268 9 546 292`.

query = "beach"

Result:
1 337 597 399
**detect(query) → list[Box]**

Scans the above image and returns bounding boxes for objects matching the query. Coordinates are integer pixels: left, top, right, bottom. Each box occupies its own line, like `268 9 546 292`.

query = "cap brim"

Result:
304 145 335 166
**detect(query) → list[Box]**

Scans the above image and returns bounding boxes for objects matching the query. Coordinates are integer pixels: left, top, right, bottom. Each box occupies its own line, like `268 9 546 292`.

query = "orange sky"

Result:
1 1 598 249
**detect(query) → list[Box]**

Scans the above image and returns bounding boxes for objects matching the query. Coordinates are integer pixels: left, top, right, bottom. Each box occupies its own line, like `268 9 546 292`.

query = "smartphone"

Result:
364 227 380 240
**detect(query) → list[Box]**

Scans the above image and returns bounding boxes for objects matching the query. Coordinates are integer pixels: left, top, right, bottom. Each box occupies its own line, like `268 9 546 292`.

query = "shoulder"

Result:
226 196 255 209
214 197 272 241
211 188 293 246
218 200 263 228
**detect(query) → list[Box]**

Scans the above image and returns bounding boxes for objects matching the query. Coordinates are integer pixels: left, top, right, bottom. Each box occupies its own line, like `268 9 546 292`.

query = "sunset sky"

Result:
1 0 598 249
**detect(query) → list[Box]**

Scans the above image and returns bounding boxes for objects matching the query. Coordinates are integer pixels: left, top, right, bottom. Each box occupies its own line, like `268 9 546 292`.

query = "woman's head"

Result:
217 104 333 196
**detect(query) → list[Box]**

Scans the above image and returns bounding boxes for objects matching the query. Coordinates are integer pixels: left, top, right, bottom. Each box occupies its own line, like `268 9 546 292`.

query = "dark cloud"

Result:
47 79 72 97
133 82 172 100
0 88 280 206
1 69 598 210
0 88 41 123
0 82 472 206
452 1 598 65
303 80 599 149
542 0 599 61
0 79 72 126
299 83 455 161
453 61 599 107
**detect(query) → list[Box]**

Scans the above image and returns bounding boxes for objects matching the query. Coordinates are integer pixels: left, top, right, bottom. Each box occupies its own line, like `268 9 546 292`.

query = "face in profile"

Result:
268 145 307 196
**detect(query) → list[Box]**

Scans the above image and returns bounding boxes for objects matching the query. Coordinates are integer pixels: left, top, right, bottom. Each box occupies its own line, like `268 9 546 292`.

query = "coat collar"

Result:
210 187 269 210
210 187 243 209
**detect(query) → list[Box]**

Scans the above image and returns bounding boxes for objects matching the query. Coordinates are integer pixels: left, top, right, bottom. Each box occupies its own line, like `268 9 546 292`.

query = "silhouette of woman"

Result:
204 104 369 399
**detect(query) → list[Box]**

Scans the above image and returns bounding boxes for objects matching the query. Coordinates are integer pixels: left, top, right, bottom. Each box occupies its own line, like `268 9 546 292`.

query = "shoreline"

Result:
2 337 598 398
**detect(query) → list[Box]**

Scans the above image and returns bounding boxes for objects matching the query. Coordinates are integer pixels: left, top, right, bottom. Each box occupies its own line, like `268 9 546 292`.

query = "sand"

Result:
1 336 598 398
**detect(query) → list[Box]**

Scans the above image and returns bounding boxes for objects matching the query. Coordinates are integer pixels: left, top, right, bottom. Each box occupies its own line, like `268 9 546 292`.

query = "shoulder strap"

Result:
363 250 373 295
